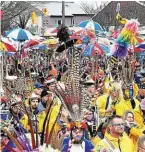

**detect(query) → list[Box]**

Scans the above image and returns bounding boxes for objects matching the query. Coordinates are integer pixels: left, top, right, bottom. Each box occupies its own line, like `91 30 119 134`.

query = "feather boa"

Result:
110 17 139 59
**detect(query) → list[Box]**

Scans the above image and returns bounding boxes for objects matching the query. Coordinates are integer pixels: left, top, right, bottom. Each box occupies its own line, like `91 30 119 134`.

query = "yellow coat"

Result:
19 114 29 129
46 102 61 134
96 93 109 117
95 132 135 152
129 126 144 150
36 99 62 134
90 136 102 146
115 97 140 116
134 105 145 129
36 110 46 133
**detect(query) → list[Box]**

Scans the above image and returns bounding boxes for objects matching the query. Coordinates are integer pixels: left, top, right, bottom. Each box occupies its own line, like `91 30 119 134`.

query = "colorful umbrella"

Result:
21 40 39 50
82 42 104 57
136 42 145 49
78 20 103 31
6 28 33 41
74 29 95 39
32 44 49 50
0 41 16 52
42 37 57 45
99 44 110 54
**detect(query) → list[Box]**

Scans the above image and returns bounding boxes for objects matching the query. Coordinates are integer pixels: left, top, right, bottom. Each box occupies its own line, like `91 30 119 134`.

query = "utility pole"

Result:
62 1 65 26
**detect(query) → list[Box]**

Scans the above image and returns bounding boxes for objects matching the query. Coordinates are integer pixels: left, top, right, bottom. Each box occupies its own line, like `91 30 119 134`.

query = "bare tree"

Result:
80 1 109 18
10 12 31 29
1 1 41 32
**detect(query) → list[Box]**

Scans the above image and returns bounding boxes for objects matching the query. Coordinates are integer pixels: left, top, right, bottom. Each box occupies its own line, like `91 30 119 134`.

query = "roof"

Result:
93 1 145 26
37 1 86 16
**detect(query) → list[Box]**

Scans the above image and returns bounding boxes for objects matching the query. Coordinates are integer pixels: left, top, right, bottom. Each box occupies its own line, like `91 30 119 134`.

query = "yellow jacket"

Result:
19 114 29 129
46 102 61 134
115 97 140 116
129 126 144 150
36 110 46 133
96 93 110 117
95 132 135 152
134 105 145 129
90 136 102 146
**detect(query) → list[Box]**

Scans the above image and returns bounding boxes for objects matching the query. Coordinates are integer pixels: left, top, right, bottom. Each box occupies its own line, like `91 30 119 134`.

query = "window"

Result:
46 20 49 25
58 20 62 25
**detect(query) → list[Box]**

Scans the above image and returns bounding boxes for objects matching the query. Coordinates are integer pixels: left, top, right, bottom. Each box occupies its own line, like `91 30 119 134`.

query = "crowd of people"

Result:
0 51 145 152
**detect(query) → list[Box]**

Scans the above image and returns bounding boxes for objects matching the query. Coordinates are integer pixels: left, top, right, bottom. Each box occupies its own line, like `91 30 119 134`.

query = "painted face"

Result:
110 118 125 134
126 113 134 122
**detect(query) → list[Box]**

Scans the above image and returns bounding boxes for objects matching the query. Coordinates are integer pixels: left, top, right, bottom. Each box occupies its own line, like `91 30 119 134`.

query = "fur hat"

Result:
140 98 145 110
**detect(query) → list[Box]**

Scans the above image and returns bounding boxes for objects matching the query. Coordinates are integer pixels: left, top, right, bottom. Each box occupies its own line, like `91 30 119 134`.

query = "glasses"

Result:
112 123 125 127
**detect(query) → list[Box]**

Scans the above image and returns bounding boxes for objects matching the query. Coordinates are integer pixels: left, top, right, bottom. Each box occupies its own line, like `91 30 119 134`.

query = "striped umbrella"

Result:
21 40 39 50
0 41 16 52
136 41 145 49
78 20 103 31
6 28 33 41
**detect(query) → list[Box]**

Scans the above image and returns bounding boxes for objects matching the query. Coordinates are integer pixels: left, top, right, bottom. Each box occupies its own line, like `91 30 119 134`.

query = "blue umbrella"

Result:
32 44 49 50
78 20 103 31
99 44 110 54
136 42 145 49
6 28 33 41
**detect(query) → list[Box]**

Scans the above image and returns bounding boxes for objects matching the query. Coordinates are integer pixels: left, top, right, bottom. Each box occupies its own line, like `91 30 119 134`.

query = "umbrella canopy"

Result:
32 44 49 50
136 41 145 49
42 37 57 45
82 42 104 57
6 28 33 41
74 29 95 39
78 20 103 31
0 41 16 52
32 35 46 41
21 40 39 50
